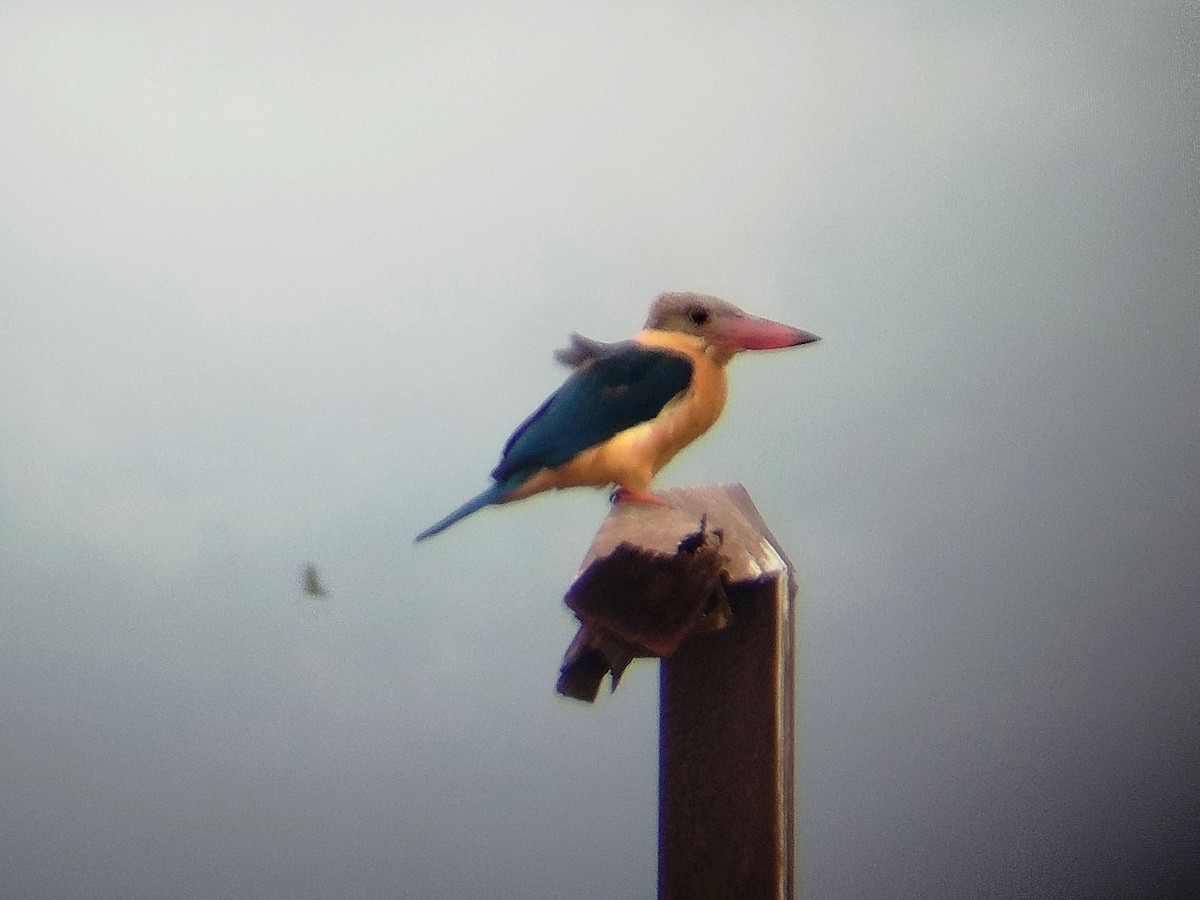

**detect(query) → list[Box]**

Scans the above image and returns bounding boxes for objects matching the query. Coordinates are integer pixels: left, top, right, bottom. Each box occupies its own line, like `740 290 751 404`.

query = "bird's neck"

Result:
634 329 733 366
633 329 729 449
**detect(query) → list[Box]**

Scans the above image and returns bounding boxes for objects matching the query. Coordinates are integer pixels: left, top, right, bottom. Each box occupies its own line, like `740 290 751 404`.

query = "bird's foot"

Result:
610 487 670 506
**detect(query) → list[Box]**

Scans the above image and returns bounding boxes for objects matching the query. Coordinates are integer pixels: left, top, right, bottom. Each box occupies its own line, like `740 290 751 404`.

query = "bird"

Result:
415 292 820 541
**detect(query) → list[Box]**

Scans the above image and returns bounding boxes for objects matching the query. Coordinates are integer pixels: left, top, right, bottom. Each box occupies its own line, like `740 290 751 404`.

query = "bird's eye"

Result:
688 308 709 326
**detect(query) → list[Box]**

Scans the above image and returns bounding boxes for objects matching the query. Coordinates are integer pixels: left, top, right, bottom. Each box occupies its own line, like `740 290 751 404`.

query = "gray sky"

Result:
2 3 1197 898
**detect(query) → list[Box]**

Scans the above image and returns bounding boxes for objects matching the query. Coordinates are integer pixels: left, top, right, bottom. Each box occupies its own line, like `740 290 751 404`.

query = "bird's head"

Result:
645 292 820 361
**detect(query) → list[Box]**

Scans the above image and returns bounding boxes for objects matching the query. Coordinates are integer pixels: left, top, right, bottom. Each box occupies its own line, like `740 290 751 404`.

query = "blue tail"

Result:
415 481 511 542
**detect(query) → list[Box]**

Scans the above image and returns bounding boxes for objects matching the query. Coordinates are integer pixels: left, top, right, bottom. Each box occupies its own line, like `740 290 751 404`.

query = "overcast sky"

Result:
2 3 1197 898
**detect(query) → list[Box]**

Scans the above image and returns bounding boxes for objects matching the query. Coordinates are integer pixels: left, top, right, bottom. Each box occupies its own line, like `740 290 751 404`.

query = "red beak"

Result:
714 313 821 351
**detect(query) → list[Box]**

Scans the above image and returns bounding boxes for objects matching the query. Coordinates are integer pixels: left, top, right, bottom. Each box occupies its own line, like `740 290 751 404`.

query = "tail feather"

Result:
415 481 510 542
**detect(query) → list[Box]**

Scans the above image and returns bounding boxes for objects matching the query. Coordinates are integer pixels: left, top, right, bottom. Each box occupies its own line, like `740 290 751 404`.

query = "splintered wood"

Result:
557 484 793 702
558 511 729 700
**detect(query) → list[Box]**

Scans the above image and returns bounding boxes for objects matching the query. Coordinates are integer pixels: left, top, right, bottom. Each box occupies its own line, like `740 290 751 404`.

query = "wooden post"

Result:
557 484 796 900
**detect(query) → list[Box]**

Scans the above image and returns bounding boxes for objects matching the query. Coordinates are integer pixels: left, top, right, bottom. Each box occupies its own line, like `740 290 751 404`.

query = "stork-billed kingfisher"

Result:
415 292 819 541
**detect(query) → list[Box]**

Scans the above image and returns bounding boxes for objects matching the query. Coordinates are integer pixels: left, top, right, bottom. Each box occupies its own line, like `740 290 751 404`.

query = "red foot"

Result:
610 487 670 506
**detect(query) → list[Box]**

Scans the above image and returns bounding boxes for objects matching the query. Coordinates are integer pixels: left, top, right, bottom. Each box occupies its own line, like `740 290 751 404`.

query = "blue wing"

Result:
415 340 692 542
492 341 694 482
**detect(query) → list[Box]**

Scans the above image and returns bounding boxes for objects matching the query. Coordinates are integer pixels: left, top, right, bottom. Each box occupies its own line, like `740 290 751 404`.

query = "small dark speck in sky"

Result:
301 564 329 598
